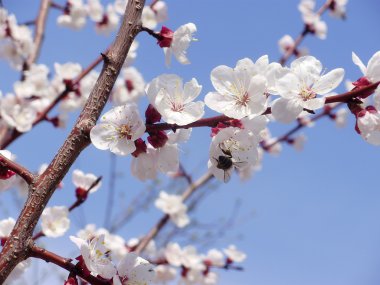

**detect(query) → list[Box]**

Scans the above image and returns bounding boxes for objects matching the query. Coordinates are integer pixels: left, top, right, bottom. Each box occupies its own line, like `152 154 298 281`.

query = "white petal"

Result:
157 144 179 173
367 51 380 82
276 72 300 99
183 78 202 103
109 138 136 156
313 68 345 94
302 97 325 110
271 98 303 123
90 123 119 150
210 65 236 96
352 51 367 76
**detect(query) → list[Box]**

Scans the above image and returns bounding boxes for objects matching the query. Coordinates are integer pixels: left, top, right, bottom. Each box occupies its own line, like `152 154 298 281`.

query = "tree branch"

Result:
145 82 380 133
0 0 145 281
279 0 333 65
23 0 51 72
31 245 109 285
0 154 35 185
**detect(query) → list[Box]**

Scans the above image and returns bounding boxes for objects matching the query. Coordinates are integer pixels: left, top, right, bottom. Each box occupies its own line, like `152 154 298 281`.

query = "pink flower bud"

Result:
157 26 173 48
148 130 168 148
145 104 162 124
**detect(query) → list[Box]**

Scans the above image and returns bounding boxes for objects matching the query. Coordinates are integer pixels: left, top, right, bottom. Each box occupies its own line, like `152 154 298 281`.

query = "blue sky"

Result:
1 0 380 284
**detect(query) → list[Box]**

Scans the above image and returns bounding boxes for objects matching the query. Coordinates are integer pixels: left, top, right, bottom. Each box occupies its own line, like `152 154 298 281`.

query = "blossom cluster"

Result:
0 8 34 69
90 53 349 183
56 0 167 33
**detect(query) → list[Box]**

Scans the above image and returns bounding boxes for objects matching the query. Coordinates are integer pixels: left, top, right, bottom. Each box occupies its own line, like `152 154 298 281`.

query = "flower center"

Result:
236 92 250 106
299 88 316 101
118 124 132 140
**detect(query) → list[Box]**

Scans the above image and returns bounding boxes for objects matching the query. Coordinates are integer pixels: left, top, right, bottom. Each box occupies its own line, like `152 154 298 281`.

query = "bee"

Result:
214 147 244 182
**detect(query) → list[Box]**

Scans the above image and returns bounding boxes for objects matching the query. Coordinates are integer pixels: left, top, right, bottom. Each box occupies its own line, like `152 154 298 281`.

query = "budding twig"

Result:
32 176 102 240
135 171 214 254
279 0 333 65
31 245 109 285
0 154 34 185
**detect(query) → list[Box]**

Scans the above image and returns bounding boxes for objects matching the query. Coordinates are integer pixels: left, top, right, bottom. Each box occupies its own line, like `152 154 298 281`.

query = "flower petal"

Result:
271 98 303 123
313 68 344 94
352 51 367 75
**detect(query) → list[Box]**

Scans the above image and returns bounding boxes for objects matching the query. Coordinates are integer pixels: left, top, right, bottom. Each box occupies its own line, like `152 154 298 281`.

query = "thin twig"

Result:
0 154 34 185
279 0 333 65
31 245 109 285
24 0 51 72
32 176 102 240
135 172 214 254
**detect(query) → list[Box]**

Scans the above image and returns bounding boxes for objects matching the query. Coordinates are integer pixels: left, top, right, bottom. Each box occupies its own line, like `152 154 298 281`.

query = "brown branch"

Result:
0 154 35 185
24 0 51 71
135 171 214 254
325 81 380 104
145 82 380 133
31 245 109 285
279 0 333 65
0 0 145 281
264 103 343 150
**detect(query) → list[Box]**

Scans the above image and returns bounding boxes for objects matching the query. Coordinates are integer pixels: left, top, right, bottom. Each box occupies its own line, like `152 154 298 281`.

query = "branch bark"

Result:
24 0 51 71
0 0 145 281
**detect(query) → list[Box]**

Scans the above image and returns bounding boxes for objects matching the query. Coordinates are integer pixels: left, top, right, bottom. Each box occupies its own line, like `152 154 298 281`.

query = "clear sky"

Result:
1 0 380 284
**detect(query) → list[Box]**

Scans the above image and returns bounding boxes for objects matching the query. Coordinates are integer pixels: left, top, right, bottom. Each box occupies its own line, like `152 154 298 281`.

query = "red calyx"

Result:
75 187 88 201
131 139 147 157
0 168 15 180
157 26 174 48
148 130 168 148
211 119 243 137
181 266 189 278
1 237 7 246
145 104 162 124
97 14 109 27
75 256 92 277
125 79 134 92
64 277 78 285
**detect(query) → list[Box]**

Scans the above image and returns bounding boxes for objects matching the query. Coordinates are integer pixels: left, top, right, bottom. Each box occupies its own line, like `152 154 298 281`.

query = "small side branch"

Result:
0 154 34 185
31 245 109 285
141 26 163 41
135 172 214 254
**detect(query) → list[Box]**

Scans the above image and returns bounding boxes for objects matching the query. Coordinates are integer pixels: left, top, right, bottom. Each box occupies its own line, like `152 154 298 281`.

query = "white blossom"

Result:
113 252 155 285
147 74 204 125
41 206 70 238
356 107 380 145
70 234 117 279
155 191 190 228
112 67 145 105
0 217 15 237
0 150 17 191
72 169 101 193
154 265 176 284
352 51 380 84
164 23 197 66
223 245 246 263
272 56 344 123
208 127 259 182
95 4 120 35
0 94 37 132
90 104 146 155
57 0 87 30
205 56 282 119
